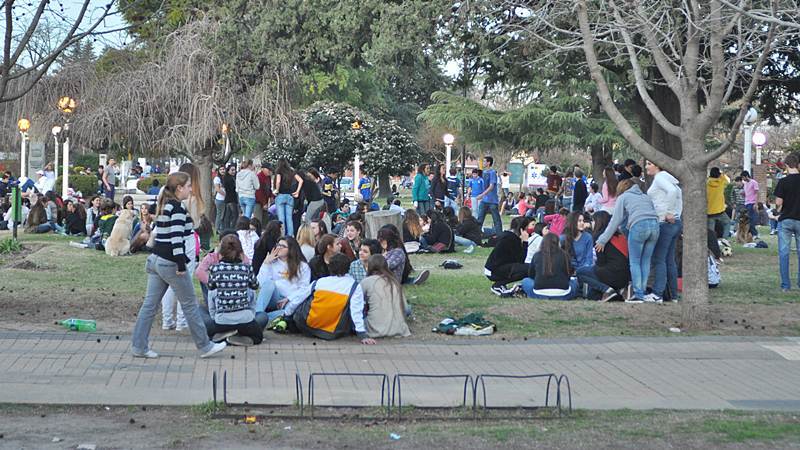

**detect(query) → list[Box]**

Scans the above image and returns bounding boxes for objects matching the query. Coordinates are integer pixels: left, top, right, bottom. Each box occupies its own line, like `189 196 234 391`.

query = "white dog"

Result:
105 209 135 256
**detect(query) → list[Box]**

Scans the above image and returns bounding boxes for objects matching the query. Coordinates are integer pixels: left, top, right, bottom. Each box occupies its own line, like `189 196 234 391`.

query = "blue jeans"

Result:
470 197 479 218
627 219 660 299
239 196 256 219
416 200 430 215
576 266 610 297
521 277 579 300
770 219 778 233
746 204 759 237
562 197 572 212
477 201 503 236
275 193 295 236
651 219 682 298
444 196 458 210
778 218 800 290
454 235 478 247
256 278 290 321
132 255 214 355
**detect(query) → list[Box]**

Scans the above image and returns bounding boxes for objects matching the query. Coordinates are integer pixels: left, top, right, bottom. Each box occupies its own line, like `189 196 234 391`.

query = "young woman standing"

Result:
131 172 226 359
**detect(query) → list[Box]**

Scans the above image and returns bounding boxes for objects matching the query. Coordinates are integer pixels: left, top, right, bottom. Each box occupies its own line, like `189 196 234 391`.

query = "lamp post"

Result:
222 123 231 158
352 120 362 199
17 119 30 178
443 133 455 172
52 126 62 176
752 131 767 166
57 96 76 199
742 106 758 174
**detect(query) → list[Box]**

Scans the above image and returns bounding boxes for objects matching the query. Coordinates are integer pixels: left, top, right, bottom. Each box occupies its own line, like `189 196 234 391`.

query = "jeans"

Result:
275 193 295 236
105 185 115 202
454 235 478 247
778 218 800 290
562 197 573 212
239 196 256 219
627 219 660 299
222 202 239 232
444 196 458 210
161 258 197 329
132 255 214 355
770 219 778 233
36 221 62 233
651 219 682 298
305 199 325 223
707 212 730 239
471 197 480 218
416 200 430 215
256 278 283 313
214 199 225 232
576 266 610 297
521 277 579 300
477 201 503 236
746 203 759 237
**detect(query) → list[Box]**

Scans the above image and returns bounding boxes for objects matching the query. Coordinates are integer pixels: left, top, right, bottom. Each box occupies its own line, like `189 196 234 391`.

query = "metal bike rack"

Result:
556 374 572 415
307 372 390 417
295 373 304 416
391 373 475 419
473 373 559 412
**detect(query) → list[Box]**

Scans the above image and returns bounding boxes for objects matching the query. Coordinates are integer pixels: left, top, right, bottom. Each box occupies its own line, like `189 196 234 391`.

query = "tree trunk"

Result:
377 172 392 200
634 85 684 160
197 145 214 218
590 143 612 184
677 161 711 329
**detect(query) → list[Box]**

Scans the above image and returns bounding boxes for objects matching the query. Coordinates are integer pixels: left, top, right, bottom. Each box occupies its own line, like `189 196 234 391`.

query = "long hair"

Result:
403 209 422 238
377 223 413 280
296 224 315 248
562 211 584 258
276 159 294 189
366 254 402 301
540 232 570 278
603 167 618 198
157 172 190 216
457 206 472 223
179 162 205 217
315 233 338 257
591 211 612 241
616 178 635 196
311 218 328 237
280 236 304 280
122 195 134 209
254 219 283 256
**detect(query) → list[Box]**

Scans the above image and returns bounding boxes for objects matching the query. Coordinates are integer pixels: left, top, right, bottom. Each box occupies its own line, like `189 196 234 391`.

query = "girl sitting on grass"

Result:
521 233 578 300
361 254 411 338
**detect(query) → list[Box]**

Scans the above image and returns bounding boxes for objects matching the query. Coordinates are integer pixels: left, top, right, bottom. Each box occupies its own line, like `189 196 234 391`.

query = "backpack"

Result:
292 280 359 340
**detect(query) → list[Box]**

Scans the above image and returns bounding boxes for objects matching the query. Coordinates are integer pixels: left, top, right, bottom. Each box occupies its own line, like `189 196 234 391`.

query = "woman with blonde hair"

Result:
296 224 316 262
402 208 423 253
132 172 226 359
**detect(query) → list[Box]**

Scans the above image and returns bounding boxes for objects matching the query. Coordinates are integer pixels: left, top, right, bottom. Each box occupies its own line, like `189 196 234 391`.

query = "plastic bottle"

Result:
60 318 97 332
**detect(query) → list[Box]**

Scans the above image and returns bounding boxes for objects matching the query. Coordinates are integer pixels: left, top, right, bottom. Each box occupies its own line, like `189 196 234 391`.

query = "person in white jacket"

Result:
236 160 260 219
646 161 683 302
256 236 312 317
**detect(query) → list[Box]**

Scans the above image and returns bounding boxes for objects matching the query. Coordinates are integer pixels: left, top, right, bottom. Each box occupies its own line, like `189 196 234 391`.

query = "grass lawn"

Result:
0 404 799 449
0 224 797 338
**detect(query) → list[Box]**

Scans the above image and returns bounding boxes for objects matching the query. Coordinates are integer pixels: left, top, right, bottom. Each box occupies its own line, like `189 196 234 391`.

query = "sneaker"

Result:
770 230 777 235
176 323 188 331
643 293 662 303
69 241 89 249
161 322 176 331
133 350 158 359
227 335 254 347
490 284 508 296
413 269 430 285
212 330 238 342
272 319 288 333
600 288 621 303
624 297 644 304
620 283 633 301
200 342 227 358
463 245 475 254
267 315 284 330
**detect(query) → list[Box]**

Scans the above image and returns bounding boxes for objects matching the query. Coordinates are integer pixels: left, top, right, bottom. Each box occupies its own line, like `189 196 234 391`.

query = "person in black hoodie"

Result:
454 206 482 251
484 216 532 296
521 233 578 300
251 220 284 275
572 168 588 212
576 211 630 301
430 164 449 208
421 209 454 253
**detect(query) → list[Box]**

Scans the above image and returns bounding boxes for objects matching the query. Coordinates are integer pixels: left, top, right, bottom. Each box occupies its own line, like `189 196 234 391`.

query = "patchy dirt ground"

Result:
0 405 798 450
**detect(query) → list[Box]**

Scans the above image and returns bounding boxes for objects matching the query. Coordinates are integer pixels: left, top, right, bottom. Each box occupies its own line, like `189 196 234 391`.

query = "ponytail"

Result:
157 172 190 216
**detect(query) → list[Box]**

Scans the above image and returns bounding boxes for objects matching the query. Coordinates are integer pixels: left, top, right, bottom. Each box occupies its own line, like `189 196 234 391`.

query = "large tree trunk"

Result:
377 172 392 200
590 143 612 184
678 157 711 329
196 145 214 218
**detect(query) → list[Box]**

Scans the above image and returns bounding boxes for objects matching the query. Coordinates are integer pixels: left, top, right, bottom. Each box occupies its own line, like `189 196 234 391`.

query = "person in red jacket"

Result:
254 164 274 224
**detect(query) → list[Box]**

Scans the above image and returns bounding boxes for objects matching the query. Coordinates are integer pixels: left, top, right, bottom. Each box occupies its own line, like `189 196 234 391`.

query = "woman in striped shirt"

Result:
131 172 226 359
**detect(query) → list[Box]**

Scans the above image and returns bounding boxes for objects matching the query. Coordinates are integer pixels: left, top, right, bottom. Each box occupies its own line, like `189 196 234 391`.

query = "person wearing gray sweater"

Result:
595 180 660 302
646 162 683 301
236 160 260 219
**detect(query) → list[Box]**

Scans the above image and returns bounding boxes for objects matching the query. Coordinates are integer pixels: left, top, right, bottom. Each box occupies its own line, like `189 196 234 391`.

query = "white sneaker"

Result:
643 293 662 303
133 350 158 359
162 322 176 331
69 241 89 249
176 323 188 331
227 335 254 347
200 342 226 358
413 270 430 285
463 245 475 254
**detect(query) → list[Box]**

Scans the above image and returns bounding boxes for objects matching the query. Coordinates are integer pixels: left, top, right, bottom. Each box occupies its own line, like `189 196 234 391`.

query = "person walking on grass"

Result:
476 156 503 237
131 172 226 359
775 153 800 292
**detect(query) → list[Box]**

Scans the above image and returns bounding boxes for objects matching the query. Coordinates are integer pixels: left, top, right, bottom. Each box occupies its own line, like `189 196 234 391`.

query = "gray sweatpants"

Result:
132 254 214 355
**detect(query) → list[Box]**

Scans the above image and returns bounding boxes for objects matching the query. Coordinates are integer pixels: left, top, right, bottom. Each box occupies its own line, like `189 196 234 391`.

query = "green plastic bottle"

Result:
61 318 97 332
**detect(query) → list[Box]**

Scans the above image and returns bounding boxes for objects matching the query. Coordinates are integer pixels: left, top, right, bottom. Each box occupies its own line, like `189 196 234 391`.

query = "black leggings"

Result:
200 309 268 344
488 263 530 287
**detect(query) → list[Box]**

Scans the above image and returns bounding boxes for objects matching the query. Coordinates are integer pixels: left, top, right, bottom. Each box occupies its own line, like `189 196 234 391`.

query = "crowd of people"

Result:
482 154 800 301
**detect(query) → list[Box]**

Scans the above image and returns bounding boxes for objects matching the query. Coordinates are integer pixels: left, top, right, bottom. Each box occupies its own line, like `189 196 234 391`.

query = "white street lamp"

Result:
443 133 455 172
752 131 767 166
742 106 758 174
17 119 30 178
58 96 76 199
52 126 62 176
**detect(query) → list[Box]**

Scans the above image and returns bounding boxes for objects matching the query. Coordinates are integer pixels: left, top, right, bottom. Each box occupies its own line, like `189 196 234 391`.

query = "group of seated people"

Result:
191 219 419 346
484 211 631 301
401 205 482 254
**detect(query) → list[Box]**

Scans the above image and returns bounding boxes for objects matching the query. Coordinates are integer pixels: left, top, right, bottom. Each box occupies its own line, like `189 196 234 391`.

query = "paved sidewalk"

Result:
1 331 799 411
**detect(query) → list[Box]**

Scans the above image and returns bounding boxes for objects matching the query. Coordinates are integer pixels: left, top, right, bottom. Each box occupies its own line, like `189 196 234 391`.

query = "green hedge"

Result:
55 174 100 198
137 175 168 192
